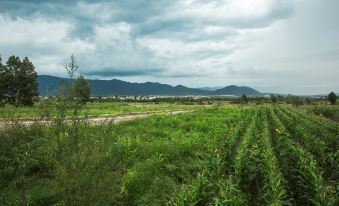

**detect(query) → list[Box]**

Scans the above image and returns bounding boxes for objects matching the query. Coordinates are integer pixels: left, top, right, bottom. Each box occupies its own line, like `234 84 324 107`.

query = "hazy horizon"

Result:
1 0 338 95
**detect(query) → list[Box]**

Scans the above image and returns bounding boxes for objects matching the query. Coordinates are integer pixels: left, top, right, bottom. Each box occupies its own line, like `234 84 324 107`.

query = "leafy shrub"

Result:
310 106 339 121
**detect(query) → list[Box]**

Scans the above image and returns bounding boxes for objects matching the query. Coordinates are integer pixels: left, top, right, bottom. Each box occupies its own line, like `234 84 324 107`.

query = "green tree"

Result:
240 94 248 104
277 95 285 103
270 95 277 104
71 75 90 104
20 57 39 106
303 97 311 105
6 55 21 104
65 54 78 80
286 95 303 106
327 92 337 105
0 56 5 104
5 55 38 106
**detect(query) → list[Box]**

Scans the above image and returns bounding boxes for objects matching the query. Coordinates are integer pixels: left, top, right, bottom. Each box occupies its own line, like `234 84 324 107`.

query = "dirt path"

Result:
0 110 194 128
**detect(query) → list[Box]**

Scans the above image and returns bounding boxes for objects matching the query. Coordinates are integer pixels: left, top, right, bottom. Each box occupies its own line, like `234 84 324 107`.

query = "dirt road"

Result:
0 110 194 128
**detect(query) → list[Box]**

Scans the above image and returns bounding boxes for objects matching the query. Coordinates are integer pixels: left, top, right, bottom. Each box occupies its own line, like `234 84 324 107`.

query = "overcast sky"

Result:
0 0 338 94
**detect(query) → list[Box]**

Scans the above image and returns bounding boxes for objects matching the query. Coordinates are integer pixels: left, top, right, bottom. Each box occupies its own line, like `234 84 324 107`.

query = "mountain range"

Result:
196 87 223 91
38 75 263 96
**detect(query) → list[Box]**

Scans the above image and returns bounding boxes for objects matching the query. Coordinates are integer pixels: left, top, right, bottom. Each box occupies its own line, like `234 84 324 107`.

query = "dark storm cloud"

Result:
0 0 173 38
0 0 295 40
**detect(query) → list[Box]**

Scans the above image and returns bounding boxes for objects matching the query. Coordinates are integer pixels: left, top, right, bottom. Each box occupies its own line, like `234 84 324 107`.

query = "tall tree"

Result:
71 75 91 104
5 55 38 106
327 92 337 105
270 95 277 103
5 55 21 103
0 56 6 103
286 95 303 106
65 54 78 80
240 94 248 104
20 57 39 106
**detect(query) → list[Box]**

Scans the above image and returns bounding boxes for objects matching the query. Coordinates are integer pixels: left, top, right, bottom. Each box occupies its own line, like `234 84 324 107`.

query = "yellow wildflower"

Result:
328 186 336 194
275 128 281 134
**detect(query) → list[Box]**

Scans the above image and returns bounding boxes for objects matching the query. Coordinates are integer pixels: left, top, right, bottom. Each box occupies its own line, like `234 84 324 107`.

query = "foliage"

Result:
327 92 337 105
286 95 303 106
309 105 339 122
240 94 248 104
303 97 311 105
65 54 78 80
0 55 38 106
70 75 91 104
62 55 91 105
270 95 277 103
0 56 7 105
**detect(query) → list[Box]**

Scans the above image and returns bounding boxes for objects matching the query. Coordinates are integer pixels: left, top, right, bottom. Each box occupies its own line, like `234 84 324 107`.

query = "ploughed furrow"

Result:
174 107 255 205
274 106 338 183
268 107 336 205
234 107 290 205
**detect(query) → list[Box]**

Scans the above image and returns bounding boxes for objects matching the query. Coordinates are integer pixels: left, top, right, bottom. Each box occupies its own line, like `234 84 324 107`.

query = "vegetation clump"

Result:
327 92 337 105
0 55 38 106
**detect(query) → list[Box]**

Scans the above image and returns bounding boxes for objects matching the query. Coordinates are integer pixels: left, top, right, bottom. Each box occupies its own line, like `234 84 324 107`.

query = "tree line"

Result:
0 54 91 106
0 55 38 106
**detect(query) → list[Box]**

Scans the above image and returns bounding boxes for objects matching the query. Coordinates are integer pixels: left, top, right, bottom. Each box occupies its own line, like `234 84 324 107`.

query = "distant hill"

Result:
212 85 262 96
38 75 263 96
196 87 223 91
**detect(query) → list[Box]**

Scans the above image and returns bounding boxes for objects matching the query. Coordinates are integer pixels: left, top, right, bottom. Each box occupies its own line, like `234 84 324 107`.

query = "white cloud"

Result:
0 0 338 94
0 15 69 44
0 15 94 76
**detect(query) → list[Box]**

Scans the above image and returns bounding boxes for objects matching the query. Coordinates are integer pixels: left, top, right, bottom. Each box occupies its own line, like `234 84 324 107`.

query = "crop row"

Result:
268 107 336 205
0 105 337 205
277 106 338 195
177 106 337 205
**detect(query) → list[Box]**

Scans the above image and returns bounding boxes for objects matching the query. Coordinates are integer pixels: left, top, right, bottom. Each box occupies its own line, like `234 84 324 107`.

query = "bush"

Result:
309 106 339 121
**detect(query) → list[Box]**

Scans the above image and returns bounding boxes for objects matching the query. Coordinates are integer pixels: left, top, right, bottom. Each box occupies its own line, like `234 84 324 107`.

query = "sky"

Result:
0 0 338 95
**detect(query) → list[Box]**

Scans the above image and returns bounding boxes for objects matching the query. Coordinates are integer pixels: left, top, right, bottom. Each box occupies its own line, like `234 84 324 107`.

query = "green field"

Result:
0 105 338 205
0 102 206 119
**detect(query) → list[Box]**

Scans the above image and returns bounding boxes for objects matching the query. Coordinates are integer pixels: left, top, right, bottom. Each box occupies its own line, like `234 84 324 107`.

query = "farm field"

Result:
0 105 338 205
0 102 206 119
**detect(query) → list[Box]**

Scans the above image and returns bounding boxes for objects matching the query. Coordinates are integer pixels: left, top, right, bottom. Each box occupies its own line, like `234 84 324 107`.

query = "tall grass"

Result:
1 106 239 205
